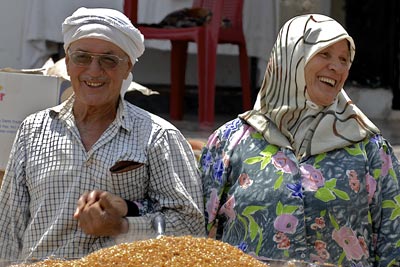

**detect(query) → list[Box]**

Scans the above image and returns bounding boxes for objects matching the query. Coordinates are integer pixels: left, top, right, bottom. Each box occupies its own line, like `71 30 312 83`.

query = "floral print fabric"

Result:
200 118 400 267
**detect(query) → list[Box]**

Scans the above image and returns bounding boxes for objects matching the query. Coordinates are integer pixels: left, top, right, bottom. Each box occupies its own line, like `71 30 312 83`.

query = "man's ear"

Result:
65 54 70 76
124 61 133 79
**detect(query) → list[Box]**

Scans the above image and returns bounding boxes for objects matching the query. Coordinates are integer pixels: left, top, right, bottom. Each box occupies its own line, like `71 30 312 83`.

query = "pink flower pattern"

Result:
310 240 330 263
227 124 251 150
379 149 393 176
311 217 326 230
273 214 299 234
206 132 218 147
238 173 253 189
300 164 325 191
365 173 377 204
219 195 236 222
347 170 360 193
332 226 367 260
201 118 399 265
206 188 220 223
223 154 230 168
271 151 298 174
273 232 291 250
358 236 369 258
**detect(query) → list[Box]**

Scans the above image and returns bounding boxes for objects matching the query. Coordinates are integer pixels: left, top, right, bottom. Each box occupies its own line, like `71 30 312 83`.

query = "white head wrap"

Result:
62 7 145 65
240 14 379 158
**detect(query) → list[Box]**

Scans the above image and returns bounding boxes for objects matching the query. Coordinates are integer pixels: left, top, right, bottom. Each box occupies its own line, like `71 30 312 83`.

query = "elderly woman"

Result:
200 14 400 266
0 7 204 261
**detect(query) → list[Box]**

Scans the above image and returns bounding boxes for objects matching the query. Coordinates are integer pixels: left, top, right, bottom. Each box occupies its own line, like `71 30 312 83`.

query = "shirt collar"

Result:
49 94 132 132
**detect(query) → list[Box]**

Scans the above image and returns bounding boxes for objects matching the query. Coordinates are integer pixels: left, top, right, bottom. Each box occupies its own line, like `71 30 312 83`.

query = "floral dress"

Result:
200 118 400 267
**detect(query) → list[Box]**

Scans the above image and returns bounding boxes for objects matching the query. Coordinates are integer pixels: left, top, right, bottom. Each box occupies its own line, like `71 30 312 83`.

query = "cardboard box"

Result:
0 71 70 170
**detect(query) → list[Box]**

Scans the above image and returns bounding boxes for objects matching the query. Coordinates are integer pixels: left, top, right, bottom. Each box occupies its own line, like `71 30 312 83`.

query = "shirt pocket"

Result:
109 161 148 200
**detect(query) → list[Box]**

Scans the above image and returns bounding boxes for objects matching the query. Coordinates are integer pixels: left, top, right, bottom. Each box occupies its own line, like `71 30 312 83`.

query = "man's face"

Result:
66 38 132 109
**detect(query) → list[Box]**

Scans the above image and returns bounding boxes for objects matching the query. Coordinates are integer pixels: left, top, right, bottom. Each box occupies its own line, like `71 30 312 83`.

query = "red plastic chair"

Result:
124 0 252 126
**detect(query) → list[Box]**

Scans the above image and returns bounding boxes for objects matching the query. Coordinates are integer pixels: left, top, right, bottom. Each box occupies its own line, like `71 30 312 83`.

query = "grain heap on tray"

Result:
11 235 266 267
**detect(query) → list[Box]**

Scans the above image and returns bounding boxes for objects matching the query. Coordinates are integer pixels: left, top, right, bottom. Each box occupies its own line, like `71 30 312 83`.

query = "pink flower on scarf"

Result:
332 226 365 260
274 214 299 234
206 188 220 223
300 164 325 191
272 151 298 174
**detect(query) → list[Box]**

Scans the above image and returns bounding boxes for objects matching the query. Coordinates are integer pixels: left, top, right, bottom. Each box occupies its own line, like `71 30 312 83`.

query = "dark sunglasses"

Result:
68 50 128 69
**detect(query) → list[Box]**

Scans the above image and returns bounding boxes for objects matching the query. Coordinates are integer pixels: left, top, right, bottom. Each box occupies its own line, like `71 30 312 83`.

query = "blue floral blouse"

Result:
200 118 400 267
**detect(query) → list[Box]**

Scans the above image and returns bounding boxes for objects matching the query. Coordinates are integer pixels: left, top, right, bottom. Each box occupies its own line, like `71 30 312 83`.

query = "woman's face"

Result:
304 39 351 106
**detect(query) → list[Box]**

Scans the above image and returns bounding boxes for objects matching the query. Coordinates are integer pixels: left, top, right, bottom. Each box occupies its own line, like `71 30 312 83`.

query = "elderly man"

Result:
0 7 204 261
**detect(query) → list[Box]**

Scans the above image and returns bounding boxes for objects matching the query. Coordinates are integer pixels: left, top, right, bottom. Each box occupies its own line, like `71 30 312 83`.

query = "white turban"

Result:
62 7 145 64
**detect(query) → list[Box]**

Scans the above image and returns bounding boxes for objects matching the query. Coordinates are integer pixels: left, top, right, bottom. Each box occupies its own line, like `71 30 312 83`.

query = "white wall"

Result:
0 0 124 69
0 0 25 69
0 0 395 120
0 0 330 87
0 0 261 87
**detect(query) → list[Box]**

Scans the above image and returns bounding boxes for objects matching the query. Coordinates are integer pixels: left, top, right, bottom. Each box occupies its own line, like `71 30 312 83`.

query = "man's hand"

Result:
74 190 129 236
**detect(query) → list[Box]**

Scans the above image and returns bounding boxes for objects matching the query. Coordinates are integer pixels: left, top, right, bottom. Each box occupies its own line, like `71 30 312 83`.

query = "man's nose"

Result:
87 56 103 71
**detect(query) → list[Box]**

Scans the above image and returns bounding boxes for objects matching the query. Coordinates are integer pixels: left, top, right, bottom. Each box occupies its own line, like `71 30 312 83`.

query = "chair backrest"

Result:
193 0 245 43
125 1 236 34
219 0 245 43
192 0 225 38
221 0 244 32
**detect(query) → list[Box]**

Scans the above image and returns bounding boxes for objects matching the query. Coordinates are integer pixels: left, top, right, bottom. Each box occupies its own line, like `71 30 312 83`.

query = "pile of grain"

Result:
12 235 266 267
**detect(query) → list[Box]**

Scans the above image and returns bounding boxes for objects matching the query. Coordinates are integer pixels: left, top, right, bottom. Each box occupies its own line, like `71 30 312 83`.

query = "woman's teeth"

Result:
319 77 335 86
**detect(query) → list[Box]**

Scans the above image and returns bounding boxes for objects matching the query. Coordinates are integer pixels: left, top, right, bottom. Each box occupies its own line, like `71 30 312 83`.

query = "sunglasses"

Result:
68 50 128 69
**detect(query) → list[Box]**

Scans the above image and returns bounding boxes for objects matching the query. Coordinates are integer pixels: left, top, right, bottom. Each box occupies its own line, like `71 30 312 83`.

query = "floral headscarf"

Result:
240 14 379 158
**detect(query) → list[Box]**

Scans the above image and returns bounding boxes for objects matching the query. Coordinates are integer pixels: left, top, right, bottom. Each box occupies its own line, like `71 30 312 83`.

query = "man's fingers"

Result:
86 190 102 206
76 191 89 207
74 190 103 218
97 192 112 210
77 204 100 235
74 191 90 218
97 192 127 217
